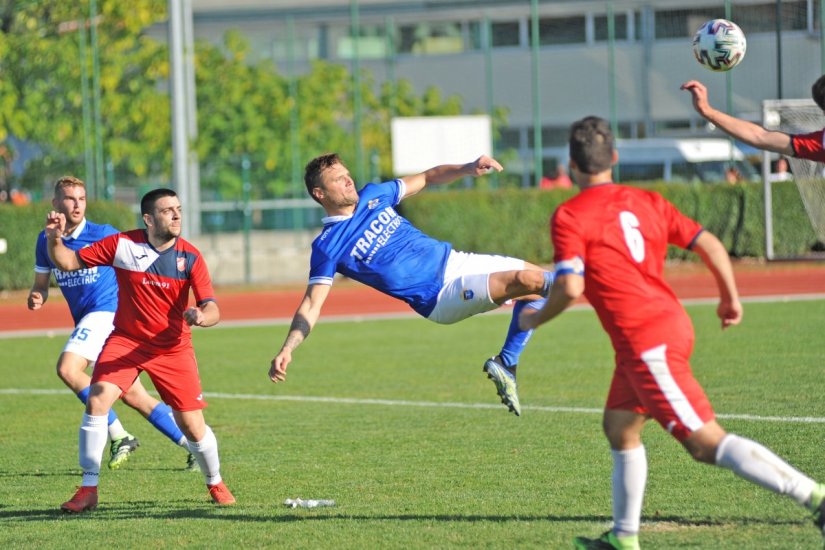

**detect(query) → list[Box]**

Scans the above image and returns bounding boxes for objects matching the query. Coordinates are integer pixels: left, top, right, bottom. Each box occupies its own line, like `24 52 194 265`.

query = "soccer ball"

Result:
692 19 747 72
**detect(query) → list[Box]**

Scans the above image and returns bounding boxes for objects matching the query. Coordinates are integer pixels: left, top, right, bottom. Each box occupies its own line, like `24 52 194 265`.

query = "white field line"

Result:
1 292 823 340
1 388 824 425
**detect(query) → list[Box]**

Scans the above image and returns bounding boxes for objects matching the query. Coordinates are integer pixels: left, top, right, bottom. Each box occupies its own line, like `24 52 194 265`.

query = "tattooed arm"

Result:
269 283 332 383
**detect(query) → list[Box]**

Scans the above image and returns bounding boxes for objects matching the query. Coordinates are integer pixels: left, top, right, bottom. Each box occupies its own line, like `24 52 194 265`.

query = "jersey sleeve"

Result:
308 246 337 286
102 224 120 238
656 195 704 249
392 179 407 204
551 205 586 276
34 232 52 273
190 253 216 305
77 232 120 268
791 129 825 162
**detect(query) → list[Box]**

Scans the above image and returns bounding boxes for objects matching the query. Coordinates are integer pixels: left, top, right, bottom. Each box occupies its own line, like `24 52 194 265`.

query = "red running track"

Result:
1 261 823 333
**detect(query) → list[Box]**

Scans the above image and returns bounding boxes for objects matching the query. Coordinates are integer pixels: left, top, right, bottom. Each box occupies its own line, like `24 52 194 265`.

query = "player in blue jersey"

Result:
268 154 555 416
28 176 198 471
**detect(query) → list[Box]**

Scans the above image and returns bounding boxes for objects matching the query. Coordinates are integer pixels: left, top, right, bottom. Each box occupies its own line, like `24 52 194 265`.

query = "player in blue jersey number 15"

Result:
269 154 555 416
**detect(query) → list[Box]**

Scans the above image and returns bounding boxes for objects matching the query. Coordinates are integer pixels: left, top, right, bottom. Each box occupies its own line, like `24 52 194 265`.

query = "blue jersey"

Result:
309 180 452 317
34 218 119 324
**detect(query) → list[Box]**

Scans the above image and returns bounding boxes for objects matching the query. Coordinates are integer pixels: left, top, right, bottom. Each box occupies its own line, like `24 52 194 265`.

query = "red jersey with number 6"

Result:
551 183 704 354
791 129 825 162
77 229 215 351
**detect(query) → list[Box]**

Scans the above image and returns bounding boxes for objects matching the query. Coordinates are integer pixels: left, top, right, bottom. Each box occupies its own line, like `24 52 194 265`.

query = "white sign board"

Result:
391 115 492 175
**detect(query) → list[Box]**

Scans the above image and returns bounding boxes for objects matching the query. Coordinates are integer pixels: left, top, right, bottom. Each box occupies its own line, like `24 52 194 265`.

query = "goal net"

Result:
762 98 825 260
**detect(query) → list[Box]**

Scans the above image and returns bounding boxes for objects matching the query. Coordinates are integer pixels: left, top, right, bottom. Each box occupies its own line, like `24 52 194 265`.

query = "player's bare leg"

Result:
483 264 554 416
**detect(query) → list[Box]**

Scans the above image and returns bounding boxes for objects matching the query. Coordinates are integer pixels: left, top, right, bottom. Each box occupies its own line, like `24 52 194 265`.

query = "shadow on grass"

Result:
0 504 809 528
0 470 77 478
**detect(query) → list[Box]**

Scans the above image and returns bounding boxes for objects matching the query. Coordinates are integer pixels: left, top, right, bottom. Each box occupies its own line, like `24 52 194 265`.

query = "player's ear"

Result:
142 212 152 228
611 150 619 166
311 186 324 202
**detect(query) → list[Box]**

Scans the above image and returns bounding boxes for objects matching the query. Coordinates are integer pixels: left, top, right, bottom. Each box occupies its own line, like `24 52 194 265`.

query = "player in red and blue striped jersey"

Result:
47 187 235 513
29 176 195 471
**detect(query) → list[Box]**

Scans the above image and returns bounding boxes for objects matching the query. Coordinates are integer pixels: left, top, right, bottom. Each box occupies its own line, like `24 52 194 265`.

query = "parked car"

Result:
615 138 757 184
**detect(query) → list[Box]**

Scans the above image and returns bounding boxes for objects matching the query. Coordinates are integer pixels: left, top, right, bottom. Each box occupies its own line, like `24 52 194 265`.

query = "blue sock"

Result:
76 385 118 426
541 271 555 297
147 402 185 445
498 298 546 368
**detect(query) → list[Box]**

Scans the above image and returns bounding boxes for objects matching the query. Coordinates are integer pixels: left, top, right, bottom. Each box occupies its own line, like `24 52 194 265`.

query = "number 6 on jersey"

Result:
620 211 645 262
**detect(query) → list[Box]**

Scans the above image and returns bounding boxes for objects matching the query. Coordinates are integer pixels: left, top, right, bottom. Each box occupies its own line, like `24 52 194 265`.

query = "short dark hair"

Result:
812 74 825 113
140 188 177 217
569 116 615 175
304 153 341 204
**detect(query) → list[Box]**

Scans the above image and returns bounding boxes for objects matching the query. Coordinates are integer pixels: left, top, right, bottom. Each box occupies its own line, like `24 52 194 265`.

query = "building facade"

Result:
188 0 822 183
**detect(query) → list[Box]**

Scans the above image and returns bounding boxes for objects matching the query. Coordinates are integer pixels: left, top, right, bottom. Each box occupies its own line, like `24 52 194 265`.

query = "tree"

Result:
0 2 485 202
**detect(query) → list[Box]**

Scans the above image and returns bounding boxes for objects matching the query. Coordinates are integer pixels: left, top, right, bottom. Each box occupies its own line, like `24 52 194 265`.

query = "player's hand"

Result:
27 291 43 310
717 298 743 330
183 306 204 326
269 351 291 383
680 80 711 116
44 210 66 240
472 155 503 176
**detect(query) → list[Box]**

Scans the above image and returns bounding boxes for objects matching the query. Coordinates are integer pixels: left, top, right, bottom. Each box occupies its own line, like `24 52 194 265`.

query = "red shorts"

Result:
607 325 715 442
91 333 207 412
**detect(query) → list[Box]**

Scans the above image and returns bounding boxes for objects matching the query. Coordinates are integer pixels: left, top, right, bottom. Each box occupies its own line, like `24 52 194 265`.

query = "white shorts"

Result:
63 311 116 364
427 250 525 325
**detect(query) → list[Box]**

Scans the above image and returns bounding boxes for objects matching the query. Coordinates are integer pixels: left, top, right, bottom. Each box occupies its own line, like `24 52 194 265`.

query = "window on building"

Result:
491 21 520 47
269 26 321 62
732 1 811 33
499 128 522 150
397 21 469 55
594 12 629 41
655 7 725 39
656 2 813 39
533 16 586 45
333 23 389 59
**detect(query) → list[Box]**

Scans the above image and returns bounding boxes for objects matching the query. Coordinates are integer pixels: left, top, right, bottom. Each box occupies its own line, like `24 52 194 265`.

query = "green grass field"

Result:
1 299 824 549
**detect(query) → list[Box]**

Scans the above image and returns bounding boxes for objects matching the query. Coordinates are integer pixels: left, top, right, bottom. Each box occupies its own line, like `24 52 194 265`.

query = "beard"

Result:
155 226 180 242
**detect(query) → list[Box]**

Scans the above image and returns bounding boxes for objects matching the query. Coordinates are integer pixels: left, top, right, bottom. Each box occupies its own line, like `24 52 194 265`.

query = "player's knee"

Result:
514 269 545 294
87 383 119 414
683 423 726 465
55 362 73 384
686 444 717 465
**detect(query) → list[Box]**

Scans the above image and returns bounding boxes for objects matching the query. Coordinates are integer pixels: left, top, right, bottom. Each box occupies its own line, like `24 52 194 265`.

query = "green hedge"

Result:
0 182 816 290
399 181 817 265
0 201 135 290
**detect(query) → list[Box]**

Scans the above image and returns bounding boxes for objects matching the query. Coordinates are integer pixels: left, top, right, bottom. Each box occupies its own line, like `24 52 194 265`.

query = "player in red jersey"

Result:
46 188 235 512
520 116 825 549
681 75 825 162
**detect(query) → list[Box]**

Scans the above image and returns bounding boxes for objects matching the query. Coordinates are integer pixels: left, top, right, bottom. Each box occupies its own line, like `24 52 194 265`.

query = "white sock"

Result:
187 425 222 486
612 446 647 537
107 418 127 441
80 413 108 487
716 433 816 507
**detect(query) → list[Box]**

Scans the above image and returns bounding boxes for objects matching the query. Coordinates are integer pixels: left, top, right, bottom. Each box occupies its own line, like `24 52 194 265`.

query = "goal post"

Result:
761 98 825 260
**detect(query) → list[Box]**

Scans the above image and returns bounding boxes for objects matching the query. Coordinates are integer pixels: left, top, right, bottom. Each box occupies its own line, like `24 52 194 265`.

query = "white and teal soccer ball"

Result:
692 19 747 72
